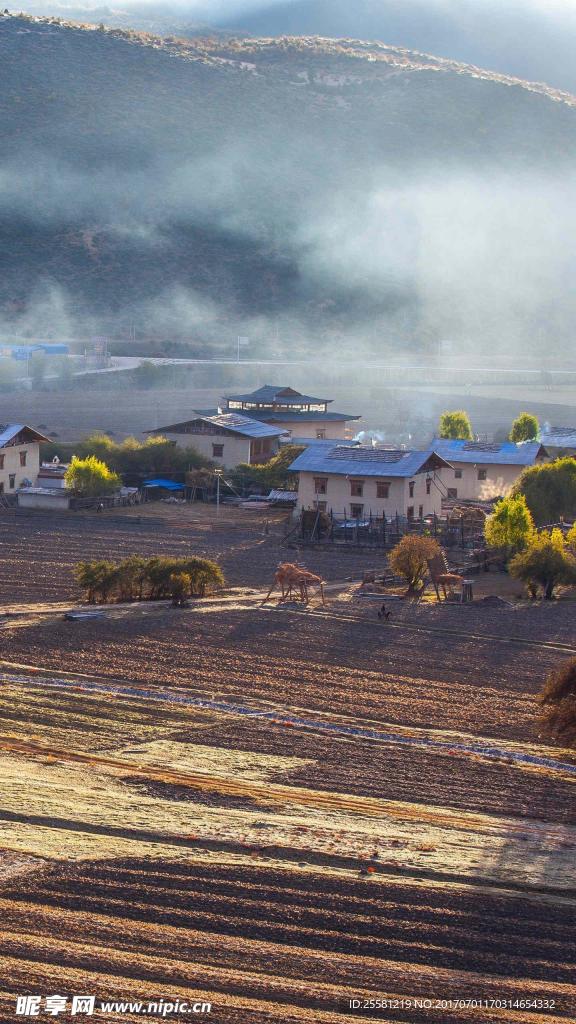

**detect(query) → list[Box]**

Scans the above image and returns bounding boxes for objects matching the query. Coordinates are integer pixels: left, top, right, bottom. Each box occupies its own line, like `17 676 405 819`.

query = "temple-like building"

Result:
224 385 360 441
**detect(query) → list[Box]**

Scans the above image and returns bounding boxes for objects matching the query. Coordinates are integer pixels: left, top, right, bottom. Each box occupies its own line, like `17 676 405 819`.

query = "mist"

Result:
2 10 576 369
3 144 576 366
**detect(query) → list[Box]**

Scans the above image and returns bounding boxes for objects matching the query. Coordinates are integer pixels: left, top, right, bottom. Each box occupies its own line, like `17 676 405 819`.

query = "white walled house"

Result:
0 424 51 495
431 440 547 501
289 444 452 520
148 413 287 470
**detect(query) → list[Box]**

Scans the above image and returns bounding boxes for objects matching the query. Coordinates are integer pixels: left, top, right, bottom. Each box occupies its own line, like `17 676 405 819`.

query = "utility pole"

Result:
214 468 223 517
237 336 249 363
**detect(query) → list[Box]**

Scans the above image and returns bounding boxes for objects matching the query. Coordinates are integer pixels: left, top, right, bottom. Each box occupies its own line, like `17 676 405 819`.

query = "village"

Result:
0 378 575 1022
4 0 576 1014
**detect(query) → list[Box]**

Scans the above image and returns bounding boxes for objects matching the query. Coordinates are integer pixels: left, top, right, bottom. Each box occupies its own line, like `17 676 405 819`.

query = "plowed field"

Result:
0 510 575 1020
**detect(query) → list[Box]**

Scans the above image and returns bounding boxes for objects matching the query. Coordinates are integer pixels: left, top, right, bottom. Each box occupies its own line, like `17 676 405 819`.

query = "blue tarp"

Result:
142 478 184 490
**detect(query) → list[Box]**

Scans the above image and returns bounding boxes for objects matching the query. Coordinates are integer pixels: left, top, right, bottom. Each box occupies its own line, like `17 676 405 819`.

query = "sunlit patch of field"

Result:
1 594 576 1019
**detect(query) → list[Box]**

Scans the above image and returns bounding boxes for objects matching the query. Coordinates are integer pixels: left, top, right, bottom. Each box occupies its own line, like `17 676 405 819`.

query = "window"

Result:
408 481 415 498
20 451 27 467
315 429 326 440
212 444 224 458
447 487 458 499
407 506 414 520
426 478 431 495
350 479 364 497
0 454 4 470
350 504 364 518
376 481 390 499
418 505 423 519
454 469 462 479
8 474 15 489
314 500 327 512
478 468 487 481
314 477 328 494
0 482 3 494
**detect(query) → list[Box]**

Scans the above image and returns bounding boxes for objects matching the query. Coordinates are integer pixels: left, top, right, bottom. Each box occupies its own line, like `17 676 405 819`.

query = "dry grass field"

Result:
0 504 574 1021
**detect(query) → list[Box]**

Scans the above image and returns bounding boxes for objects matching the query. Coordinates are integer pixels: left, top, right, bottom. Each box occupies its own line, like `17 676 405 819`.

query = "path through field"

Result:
0 609 574 1021
0 510 575 1021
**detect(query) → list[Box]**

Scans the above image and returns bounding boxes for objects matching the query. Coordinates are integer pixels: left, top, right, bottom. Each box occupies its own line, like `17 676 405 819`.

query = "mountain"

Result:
1 14 576 359
229 0 576 98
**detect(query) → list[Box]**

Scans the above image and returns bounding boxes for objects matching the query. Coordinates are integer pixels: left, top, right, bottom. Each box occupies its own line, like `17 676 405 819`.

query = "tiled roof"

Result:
289 444 451 477
540 428 576 448
151 413 287 439
0 424 51 447
227 385 329 405
432 439 544 465
268 489 298 502
250 411 360 423
280 437 360 448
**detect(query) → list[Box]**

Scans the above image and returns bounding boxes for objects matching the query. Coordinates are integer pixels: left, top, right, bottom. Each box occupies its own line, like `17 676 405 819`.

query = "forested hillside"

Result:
2 15 576 357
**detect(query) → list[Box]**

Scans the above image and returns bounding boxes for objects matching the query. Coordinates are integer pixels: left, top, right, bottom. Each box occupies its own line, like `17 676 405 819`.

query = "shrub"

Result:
170 571 191 606
73 560 118 603
389 534 442 592
509 528 576 599
74 555 224 603
509 412 539 443
438 410 473 440
115 555 148 601
484 494 535 558
65 455 121 496
46 433 213 481
230 444 304 494
513 457 576 526
539 659 576 747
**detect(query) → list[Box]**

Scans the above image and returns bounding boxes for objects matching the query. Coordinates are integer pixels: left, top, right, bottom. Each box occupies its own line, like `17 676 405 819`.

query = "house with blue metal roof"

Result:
431 439 547 501
147 413 288 470
289 444 452 520
224 385 360 441
539 427 576 458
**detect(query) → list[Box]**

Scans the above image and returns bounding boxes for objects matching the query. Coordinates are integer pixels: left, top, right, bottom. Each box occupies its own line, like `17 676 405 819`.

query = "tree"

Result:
388 534 442 593
65 455 121 496
74 555 224 603
509 528 576 599
115 555 148 601
566 522 576 554
230 445 305 493
30 351 47 390
170 571 191 607
484 494 535 558
46 433 212 480
182 556 225 596
538 659 576 747
438 410 473 440
73 560 118 603
509 412 539 443
133 360 164 389
513 457 576 526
